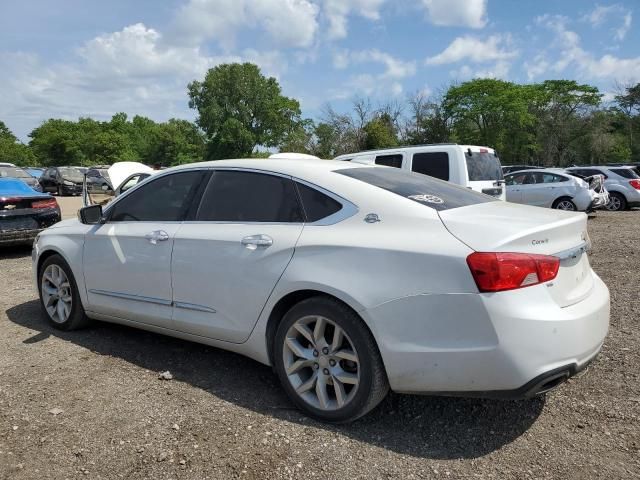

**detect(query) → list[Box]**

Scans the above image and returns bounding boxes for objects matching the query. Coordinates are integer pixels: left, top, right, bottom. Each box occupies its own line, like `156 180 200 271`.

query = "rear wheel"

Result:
606 192 627 211
553 197 577 211
38 254 89 330
273 297 389 423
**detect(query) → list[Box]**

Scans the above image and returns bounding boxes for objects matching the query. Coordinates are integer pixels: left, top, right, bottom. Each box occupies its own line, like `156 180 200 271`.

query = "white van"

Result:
334 144 506 200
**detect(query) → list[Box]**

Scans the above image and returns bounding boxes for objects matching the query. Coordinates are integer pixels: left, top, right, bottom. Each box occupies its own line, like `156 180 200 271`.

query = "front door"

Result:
83 170 206 328
171 170 304 343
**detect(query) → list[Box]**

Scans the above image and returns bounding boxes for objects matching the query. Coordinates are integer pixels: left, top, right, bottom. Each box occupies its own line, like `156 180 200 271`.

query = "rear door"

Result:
521 172 564 208
464 147 506 200
83 170 206 328
504 173 527 203
170 169 305 343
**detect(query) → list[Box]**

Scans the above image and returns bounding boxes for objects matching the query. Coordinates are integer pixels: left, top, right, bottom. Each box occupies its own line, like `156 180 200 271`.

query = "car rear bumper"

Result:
59 184 83 195
365 271 609 396
0 209 61 246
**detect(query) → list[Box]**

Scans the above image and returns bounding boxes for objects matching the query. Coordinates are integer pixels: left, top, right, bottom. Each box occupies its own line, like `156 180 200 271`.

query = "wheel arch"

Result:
264 288 377 367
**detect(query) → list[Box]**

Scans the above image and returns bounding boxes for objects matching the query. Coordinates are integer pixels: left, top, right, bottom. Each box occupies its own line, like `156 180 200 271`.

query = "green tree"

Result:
363 113 398 149
188 63 302 159
29 119 83 166
0 121 36 166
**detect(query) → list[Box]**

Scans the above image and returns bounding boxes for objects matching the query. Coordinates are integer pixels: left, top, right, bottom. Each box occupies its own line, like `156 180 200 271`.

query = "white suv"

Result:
334 144 506 200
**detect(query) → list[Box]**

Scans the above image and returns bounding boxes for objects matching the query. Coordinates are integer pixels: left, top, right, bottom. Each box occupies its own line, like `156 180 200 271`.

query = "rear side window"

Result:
110 171 203 222
196 171 303 223
609 168 639 179
337 167 496 211
375 154 403 168
296 183 342 222
466 151 503 181
411 152 449 180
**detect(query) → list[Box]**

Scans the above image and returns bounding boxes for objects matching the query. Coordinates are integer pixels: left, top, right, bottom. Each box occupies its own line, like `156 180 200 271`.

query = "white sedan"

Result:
32 158 610 422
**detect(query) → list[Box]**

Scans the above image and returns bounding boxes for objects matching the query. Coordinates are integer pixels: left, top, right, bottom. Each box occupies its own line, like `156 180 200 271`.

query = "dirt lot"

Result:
1 198 639 479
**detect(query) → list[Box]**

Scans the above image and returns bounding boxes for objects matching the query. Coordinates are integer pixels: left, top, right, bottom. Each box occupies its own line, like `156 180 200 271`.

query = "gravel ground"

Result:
1 199 639 479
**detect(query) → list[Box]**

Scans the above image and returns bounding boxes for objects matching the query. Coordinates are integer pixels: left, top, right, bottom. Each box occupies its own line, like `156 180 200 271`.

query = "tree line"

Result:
1 62 638 168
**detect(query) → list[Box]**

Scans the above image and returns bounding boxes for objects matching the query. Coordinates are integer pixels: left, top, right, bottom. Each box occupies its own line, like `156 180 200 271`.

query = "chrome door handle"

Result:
241 234 273 249
145 230 169 245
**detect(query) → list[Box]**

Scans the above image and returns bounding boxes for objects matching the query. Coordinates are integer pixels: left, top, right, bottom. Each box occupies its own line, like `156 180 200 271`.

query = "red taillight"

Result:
629 180 640 190
32 198 58 209
466 252 560 292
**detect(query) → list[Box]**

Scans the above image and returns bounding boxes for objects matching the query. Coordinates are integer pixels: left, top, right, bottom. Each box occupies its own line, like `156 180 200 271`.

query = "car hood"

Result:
108 162 154 190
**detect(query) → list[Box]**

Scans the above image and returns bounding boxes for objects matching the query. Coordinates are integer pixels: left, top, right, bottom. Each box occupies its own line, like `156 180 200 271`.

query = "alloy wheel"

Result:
556 200 576 211
41 264 73 323
606 196 622 211
282 315 360 411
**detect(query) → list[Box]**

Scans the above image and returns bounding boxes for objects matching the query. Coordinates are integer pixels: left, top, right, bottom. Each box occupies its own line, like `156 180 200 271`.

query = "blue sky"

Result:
1 0 639 140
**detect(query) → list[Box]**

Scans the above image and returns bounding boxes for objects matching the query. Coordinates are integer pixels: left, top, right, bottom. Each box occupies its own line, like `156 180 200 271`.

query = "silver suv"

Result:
566 166 640 211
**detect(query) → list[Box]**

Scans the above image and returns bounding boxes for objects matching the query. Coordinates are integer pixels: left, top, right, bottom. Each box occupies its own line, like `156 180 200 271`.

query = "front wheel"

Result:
273 297 389 423
38 254 89 330
553 197 577 211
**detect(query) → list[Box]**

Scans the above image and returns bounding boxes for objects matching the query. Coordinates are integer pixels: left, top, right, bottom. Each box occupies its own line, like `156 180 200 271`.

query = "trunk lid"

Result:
439 201 593 307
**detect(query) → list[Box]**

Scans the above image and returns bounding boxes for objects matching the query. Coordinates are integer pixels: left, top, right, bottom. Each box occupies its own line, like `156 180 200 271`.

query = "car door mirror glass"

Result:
79 205 103 224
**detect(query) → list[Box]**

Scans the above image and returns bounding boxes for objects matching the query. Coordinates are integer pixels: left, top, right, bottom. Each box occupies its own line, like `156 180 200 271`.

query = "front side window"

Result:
411 152 450 180
196 170 303 223
337 167 496 211
375 154 403 168
109 171 203 222
295 182 342 222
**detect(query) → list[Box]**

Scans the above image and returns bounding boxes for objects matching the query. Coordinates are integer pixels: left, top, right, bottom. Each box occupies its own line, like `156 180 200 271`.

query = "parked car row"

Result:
502 164 640 212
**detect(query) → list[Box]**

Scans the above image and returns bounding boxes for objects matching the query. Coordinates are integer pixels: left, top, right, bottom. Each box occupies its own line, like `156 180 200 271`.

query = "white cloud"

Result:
581 4 633 41
0 23 289 140
450 61 511 80
421 0 487 28
170 0 319 49
524 54 550 80
328 49 415 100
426 34 518 65
348 49 417 78
322 0 387 39
536 14 640 83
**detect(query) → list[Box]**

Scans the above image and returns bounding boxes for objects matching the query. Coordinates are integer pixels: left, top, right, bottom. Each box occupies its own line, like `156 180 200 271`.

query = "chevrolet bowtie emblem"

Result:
4 204 17 210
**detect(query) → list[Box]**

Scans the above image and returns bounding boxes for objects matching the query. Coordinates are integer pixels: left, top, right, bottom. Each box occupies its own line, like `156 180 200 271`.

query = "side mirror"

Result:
78 204 104 225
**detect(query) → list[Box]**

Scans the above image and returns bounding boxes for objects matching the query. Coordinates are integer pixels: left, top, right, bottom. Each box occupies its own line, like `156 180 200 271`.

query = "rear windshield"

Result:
466 151 503 181
337 167 496 211
609 168 639 179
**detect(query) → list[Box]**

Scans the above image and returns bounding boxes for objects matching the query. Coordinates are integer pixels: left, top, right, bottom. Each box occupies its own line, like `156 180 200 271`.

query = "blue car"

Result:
25 167 45 178
0 178 61 246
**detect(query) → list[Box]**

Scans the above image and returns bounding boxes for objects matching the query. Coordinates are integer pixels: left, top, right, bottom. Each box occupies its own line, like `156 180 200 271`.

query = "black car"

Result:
40 166 85 196
0 178 61 246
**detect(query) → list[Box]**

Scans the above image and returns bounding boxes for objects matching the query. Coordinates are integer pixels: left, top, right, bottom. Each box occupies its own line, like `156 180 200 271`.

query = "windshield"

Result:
610 168 640 179
466 151 503 181
58 167 84 181
0 166 31 179
337 167 496 211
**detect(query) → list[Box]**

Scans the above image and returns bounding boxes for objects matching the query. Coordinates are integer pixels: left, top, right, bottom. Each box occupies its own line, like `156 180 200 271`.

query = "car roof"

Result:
166 158 369 178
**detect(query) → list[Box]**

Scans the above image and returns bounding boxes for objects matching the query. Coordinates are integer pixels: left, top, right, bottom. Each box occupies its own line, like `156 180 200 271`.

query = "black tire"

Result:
273 296 389 423
552 197 577 211
606 192 627 211
38 254 90 331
